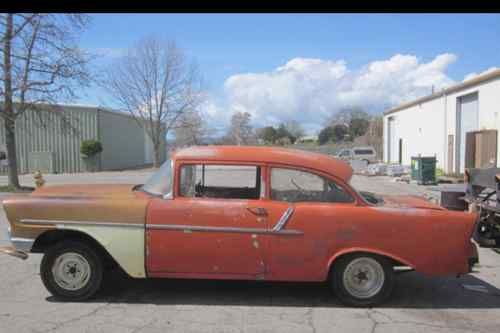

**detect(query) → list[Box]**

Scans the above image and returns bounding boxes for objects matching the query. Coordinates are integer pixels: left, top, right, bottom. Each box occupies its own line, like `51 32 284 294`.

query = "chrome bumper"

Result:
0 246 28 260
0 227 33 260
10 237 35 252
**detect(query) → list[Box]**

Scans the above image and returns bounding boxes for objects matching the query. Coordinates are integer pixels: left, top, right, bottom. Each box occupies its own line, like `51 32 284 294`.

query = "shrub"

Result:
80 140 103 158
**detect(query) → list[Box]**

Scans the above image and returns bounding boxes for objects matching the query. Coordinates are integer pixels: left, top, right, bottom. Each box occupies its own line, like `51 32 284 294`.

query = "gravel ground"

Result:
0 171 499 333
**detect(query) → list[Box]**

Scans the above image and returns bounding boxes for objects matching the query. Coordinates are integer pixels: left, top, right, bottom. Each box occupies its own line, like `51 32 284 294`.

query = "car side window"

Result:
354 149 374 155
270 168 354 203
179 164 262 200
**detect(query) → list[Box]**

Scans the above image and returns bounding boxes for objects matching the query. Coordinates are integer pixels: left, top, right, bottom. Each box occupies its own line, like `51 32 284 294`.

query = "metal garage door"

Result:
457 92 479 173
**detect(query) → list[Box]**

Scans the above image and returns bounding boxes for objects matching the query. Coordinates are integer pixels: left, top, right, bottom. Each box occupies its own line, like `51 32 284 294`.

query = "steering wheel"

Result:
194 181 204 197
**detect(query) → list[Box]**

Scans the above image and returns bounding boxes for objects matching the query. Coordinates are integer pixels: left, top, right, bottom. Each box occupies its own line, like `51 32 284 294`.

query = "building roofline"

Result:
384 68 500 116
7 101 152 122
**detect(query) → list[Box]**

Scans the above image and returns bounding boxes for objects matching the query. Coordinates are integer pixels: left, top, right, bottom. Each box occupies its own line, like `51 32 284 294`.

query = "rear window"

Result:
354 149 374 155
270 168 354 203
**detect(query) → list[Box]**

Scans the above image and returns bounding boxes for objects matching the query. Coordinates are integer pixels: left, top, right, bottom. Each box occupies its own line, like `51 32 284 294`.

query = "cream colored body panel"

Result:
2 184 151 278
56 223 146 278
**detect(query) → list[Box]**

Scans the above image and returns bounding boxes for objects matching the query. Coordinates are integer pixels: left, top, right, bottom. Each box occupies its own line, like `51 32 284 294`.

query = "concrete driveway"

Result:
1 173 500 332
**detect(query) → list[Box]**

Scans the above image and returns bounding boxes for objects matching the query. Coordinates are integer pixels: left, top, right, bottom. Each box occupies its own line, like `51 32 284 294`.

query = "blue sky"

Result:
78 13 500 134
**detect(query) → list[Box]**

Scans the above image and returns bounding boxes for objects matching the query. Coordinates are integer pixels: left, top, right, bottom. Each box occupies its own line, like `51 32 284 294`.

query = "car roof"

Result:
173 145 353 182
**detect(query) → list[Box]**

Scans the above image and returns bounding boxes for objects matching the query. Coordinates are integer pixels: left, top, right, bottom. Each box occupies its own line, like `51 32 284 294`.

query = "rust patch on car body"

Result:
3 184 150 277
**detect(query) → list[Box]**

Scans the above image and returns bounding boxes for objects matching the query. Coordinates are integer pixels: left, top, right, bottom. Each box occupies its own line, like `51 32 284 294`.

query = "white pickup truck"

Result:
336 146 377 163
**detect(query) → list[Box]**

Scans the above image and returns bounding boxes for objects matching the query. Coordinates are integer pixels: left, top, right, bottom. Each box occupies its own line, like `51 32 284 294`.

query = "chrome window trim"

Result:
162 158 174 200
272 206 295 232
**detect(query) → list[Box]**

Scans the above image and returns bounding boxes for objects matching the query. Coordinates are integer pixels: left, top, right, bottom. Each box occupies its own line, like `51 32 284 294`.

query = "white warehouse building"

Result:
383 69 500 174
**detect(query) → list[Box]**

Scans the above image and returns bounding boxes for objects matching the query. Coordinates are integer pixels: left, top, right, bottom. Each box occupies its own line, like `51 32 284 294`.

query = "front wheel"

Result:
40 240 103 301
331 253 394 307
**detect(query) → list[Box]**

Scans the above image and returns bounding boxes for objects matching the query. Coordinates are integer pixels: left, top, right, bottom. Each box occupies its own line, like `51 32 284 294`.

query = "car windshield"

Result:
140 159 173 197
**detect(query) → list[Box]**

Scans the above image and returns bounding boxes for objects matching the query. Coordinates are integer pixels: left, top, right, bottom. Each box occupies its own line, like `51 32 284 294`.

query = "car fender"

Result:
43 223 146 278
326 247 416 277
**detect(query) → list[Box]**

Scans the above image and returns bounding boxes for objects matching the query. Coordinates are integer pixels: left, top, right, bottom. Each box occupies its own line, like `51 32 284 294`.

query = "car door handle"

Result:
247 207 268 216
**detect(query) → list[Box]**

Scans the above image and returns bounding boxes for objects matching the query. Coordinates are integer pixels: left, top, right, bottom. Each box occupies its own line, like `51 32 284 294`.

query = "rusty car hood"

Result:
30 184 138 198
381 195 445 210
3 183 150 240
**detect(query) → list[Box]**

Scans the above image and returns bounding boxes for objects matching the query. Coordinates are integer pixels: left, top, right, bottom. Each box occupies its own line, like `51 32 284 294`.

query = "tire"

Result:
331 253 394 307
40 240 103 301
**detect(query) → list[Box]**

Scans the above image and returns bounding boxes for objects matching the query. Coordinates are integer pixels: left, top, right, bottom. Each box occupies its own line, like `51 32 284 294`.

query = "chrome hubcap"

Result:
52 252 91 291
343 257 385 299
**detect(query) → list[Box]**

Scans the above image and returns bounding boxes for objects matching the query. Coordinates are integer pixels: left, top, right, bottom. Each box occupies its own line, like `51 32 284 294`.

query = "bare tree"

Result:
284 120 305 141
0 14 91 188
328 106 370 127
173 109 210 148
227 111 254 145
102 36 203 167
354 116 383 159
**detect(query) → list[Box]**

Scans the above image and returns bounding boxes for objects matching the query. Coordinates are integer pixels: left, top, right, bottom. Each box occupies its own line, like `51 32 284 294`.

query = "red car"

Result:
1 146 478 306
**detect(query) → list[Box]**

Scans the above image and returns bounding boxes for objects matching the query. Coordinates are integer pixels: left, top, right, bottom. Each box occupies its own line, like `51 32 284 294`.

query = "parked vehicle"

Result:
336 146 377 163
0 146 479 306
441 167 500 248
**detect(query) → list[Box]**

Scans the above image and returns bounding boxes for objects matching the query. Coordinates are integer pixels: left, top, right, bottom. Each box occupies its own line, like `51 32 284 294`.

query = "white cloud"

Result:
219 53 458 134
463 67 499 82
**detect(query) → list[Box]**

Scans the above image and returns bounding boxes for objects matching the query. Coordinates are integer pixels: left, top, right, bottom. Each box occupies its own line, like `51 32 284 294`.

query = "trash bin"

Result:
411 156 437 185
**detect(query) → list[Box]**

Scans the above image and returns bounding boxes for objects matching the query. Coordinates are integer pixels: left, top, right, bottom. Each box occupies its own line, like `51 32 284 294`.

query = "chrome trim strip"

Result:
20 219 144 229
162 159 175 200
146 224 303 235
10 237 35 252
272 206 295 232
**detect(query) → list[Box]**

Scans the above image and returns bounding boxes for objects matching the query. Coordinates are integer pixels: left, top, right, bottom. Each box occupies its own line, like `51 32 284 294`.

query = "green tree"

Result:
329 106 370 126
349 118 370 138
257 126 278 144
318 126 335 145
332 124 349 142
80 140 103 157
276 123 298 144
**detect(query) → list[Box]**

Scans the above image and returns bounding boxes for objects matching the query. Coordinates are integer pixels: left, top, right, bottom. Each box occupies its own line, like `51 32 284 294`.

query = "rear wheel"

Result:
40 240 103 301
331 253 394 307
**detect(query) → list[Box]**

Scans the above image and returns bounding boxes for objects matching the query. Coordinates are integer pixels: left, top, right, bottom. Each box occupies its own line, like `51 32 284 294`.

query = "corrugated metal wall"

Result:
99 109 149 170
0 105 99 174
0 104 169 174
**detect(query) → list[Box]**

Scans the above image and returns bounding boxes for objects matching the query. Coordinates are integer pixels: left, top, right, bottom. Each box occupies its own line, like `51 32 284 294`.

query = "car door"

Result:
265 166 357 281
146 163 273 278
